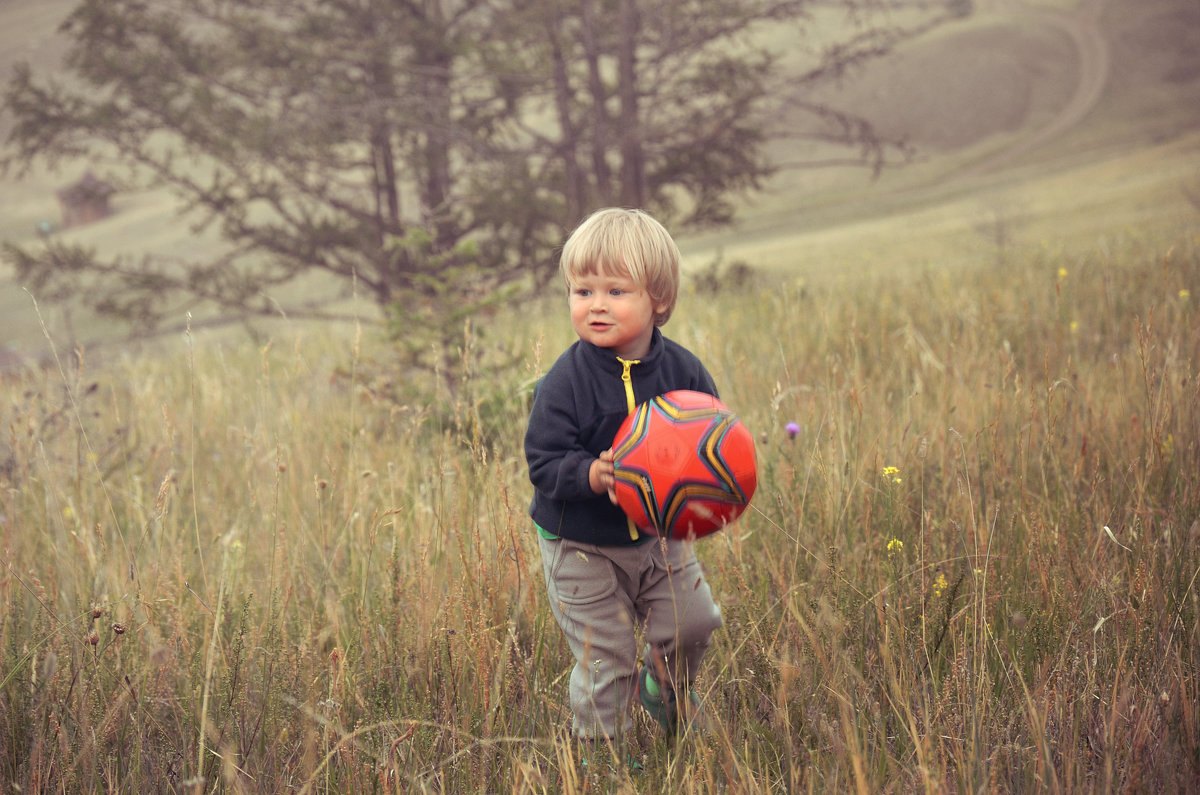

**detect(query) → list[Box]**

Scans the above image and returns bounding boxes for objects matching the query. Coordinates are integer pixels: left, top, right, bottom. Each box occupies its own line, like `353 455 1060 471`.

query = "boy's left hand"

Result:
589 450 619 504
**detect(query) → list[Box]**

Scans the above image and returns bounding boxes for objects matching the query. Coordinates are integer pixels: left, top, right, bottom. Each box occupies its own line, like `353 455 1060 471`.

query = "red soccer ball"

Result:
611 390 757 540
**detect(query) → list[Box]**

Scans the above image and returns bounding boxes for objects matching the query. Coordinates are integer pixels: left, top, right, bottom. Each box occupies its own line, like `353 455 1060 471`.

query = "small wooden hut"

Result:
56 172 115 228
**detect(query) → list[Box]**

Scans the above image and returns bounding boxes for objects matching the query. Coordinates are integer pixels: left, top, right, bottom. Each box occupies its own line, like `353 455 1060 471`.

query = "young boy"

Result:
524 207 723 744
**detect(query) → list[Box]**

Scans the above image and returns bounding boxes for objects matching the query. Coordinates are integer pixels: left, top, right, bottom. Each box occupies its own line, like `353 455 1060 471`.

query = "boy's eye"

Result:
609 289 625 296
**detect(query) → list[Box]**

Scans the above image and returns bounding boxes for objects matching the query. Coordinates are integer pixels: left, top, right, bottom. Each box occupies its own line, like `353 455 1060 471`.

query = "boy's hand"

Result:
589 450 619 504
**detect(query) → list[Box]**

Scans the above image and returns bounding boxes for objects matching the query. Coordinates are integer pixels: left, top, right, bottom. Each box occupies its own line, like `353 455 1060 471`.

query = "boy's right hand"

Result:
589 450 619 504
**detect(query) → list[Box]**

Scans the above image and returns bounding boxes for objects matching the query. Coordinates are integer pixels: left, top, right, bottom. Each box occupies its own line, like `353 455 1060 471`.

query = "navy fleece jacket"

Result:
524 328 718 545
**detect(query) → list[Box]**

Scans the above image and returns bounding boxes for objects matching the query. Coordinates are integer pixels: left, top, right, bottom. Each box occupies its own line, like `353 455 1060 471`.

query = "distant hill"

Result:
2 0 1199 356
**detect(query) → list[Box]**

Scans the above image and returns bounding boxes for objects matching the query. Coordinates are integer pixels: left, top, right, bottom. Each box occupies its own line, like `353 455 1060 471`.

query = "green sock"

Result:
643 670 662 698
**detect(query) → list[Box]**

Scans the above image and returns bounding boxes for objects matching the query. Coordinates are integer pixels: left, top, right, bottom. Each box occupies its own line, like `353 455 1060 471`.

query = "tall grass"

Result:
1 227 1198 792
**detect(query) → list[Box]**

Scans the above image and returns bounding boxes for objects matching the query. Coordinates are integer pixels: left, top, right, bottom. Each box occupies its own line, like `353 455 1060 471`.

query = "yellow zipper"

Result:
617 357 640 413
616 357 641 540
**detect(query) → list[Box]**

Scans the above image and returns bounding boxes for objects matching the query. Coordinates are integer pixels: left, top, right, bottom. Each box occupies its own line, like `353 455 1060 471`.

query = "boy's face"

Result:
568 270 667 359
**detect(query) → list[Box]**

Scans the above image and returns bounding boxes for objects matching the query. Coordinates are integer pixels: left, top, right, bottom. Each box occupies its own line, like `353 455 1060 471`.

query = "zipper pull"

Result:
617 357 640 413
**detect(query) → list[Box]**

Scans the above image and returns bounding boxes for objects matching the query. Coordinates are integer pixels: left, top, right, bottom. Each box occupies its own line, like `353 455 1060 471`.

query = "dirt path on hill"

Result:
955 0 1111 180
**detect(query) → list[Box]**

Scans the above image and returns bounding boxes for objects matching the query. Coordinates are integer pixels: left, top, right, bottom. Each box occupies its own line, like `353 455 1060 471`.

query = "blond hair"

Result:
559 208 681 326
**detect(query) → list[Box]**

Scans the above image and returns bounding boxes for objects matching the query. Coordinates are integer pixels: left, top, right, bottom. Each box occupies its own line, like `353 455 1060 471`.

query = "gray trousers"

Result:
538 534 723 740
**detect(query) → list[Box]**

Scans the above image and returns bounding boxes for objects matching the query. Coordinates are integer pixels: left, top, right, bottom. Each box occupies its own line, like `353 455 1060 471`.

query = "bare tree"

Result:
3 0 959 363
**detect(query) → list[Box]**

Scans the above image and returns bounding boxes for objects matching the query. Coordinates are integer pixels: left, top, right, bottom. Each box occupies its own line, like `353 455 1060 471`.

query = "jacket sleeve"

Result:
696 363 719 399
524 369 597 502
677 344 719 399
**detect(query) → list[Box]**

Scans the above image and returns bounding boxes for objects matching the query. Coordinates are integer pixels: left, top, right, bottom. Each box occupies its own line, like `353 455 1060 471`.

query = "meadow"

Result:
1 220 1197 792
3 0 1200 791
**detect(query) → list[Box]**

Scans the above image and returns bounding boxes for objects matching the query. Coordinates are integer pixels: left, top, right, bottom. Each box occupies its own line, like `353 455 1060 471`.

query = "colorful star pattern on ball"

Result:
611 390 756 539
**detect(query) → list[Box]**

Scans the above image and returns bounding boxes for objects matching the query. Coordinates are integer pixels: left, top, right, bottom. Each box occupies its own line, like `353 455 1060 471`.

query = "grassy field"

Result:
2 0 1200 791
1 223 1197 791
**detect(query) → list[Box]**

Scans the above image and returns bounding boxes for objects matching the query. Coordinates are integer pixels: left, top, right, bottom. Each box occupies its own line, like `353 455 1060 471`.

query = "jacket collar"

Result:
579 327 664 374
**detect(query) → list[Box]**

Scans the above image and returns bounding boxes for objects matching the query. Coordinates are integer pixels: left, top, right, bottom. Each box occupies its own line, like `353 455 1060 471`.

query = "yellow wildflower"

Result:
933 572 948 597
887 538 903 554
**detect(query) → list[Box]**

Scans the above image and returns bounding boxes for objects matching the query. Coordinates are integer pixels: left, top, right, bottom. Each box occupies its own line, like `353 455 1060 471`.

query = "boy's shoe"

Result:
577 741 645 780
636 664 701 737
